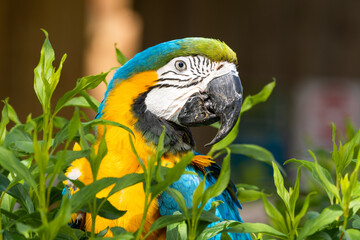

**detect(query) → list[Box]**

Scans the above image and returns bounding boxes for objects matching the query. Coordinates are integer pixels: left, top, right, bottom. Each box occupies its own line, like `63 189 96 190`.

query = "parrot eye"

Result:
175 60 187 71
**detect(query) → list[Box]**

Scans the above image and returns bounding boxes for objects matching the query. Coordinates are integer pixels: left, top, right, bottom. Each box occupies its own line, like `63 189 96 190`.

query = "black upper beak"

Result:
178 71 243 146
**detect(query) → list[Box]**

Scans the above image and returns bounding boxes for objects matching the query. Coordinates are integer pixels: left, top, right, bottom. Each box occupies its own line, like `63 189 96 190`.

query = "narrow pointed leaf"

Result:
148 214 186 234
272 162 290 213
226 222 287 239
0 147 37 190
0 173 34 213
297 205 343 240
71 174 143 212
261 195 287 233
54 72 109 115
115 44 129 65
230 144 285 173
201 149 231 208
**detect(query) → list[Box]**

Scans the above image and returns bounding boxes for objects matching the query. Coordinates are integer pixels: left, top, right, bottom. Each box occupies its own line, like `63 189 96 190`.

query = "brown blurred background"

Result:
1 0 360 222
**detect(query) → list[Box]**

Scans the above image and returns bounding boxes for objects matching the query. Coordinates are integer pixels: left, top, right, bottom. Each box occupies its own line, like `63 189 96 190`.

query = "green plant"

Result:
2 30 359 240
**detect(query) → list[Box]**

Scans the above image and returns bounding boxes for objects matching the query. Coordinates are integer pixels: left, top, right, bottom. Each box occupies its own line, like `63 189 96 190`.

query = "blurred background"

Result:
1 0 360 222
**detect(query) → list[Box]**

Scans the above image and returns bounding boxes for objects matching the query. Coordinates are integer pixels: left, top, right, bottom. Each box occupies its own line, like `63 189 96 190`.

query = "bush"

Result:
0 31 360 240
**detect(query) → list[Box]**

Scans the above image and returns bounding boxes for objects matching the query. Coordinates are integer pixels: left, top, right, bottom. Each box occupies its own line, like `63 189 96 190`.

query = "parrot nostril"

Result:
204 100 215 114
201 93 209 100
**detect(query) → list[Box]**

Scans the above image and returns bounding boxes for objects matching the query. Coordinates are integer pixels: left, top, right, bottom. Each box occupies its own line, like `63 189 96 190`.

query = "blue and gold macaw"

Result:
65 38 251 239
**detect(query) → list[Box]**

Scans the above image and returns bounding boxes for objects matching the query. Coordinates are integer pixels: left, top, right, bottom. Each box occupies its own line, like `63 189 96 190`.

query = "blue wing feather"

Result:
158 164 251 240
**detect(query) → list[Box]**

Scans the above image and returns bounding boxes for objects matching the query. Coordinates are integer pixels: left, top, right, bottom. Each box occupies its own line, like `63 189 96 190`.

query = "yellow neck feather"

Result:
97 71 181 177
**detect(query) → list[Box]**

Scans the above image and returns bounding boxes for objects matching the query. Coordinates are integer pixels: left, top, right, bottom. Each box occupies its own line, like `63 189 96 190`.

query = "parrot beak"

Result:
178 71 242 146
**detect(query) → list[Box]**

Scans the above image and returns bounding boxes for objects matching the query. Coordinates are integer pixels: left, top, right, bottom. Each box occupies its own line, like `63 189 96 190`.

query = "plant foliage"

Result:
1 30 360 240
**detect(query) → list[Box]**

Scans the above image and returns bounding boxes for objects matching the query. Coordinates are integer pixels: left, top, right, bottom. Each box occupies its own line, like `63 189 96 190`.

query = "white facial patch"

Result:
144 55 238 123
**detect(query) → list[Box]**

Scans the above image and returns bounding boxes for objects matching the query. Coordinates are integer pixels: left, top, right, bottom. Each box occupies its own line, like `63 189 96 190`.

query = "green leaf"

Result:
166 215 187 240
0 147 37 191
208 80 276 155
53 118 133 149
293 192 316 229
201 149 231 209
33 29 67 112
236 183 259 191
164 188 188 218
49 53 67 100
12 141 34 154
307 231 332 240
346 229 360 240
16 222 37 238
110 227 127 235
89 128 108 180
79 91 100 111
128 134 145 171
79 198 126 220
2 230 27 240
220 232 231 240
0 99 10 145
310 150 341 202
261 195 287 234
0 173 34 213
53 116 69 129
71 174 143 212
83 118 134 137
237 188 268 203
55 225 85 240
96 227 109 237
230 144 285 174
289 167 301 216
352 218 360 229
209 200 223 214
272 162 290 213
54 71 109 115
297 205 343 240
338 129 360 174
241 80 276 114
33 29 55 107
2 125 33 156
192 173 207 218
2 98 20 125
95 198 126 220
150 151 193 198
63 95 100 110
208 116 241 155
350 195 360 214
52 150 90 168
226 222 287 239
153 127 166 183
197 221 235 240
47 194 72 240
285 158 336 203
107 173 144 198
147 214 186 235
198 210 221 223
108 227 134 239
115 44 129 65
67 107 81 143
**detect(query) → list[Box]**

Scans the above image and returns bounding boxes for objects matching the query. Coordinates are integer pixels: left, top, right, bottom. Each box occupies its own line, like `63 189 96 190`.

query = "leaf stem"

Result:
91 200 97 238
135 172 151 240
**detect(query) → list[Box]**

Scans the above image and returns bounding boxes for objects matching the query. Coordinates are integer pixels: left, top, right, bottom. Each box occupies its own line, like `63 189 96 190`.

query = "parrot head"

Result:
98 38 242 153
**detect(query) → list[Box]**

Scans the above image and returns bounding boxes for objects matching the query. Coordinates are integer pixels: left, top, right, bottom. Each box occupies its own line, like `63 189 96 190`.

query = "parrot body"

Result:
65 38 251 239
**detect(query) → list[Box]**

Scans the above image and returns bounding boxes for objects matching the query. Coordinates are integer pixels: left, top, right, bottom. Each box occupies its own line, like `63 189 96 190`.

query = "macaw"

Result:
65 38 251 239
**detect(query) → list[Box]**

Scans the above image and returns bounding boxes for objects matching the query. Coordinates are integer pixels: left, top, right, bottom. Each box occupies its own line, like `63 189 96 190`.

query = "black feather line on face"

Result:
131 87 195 154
